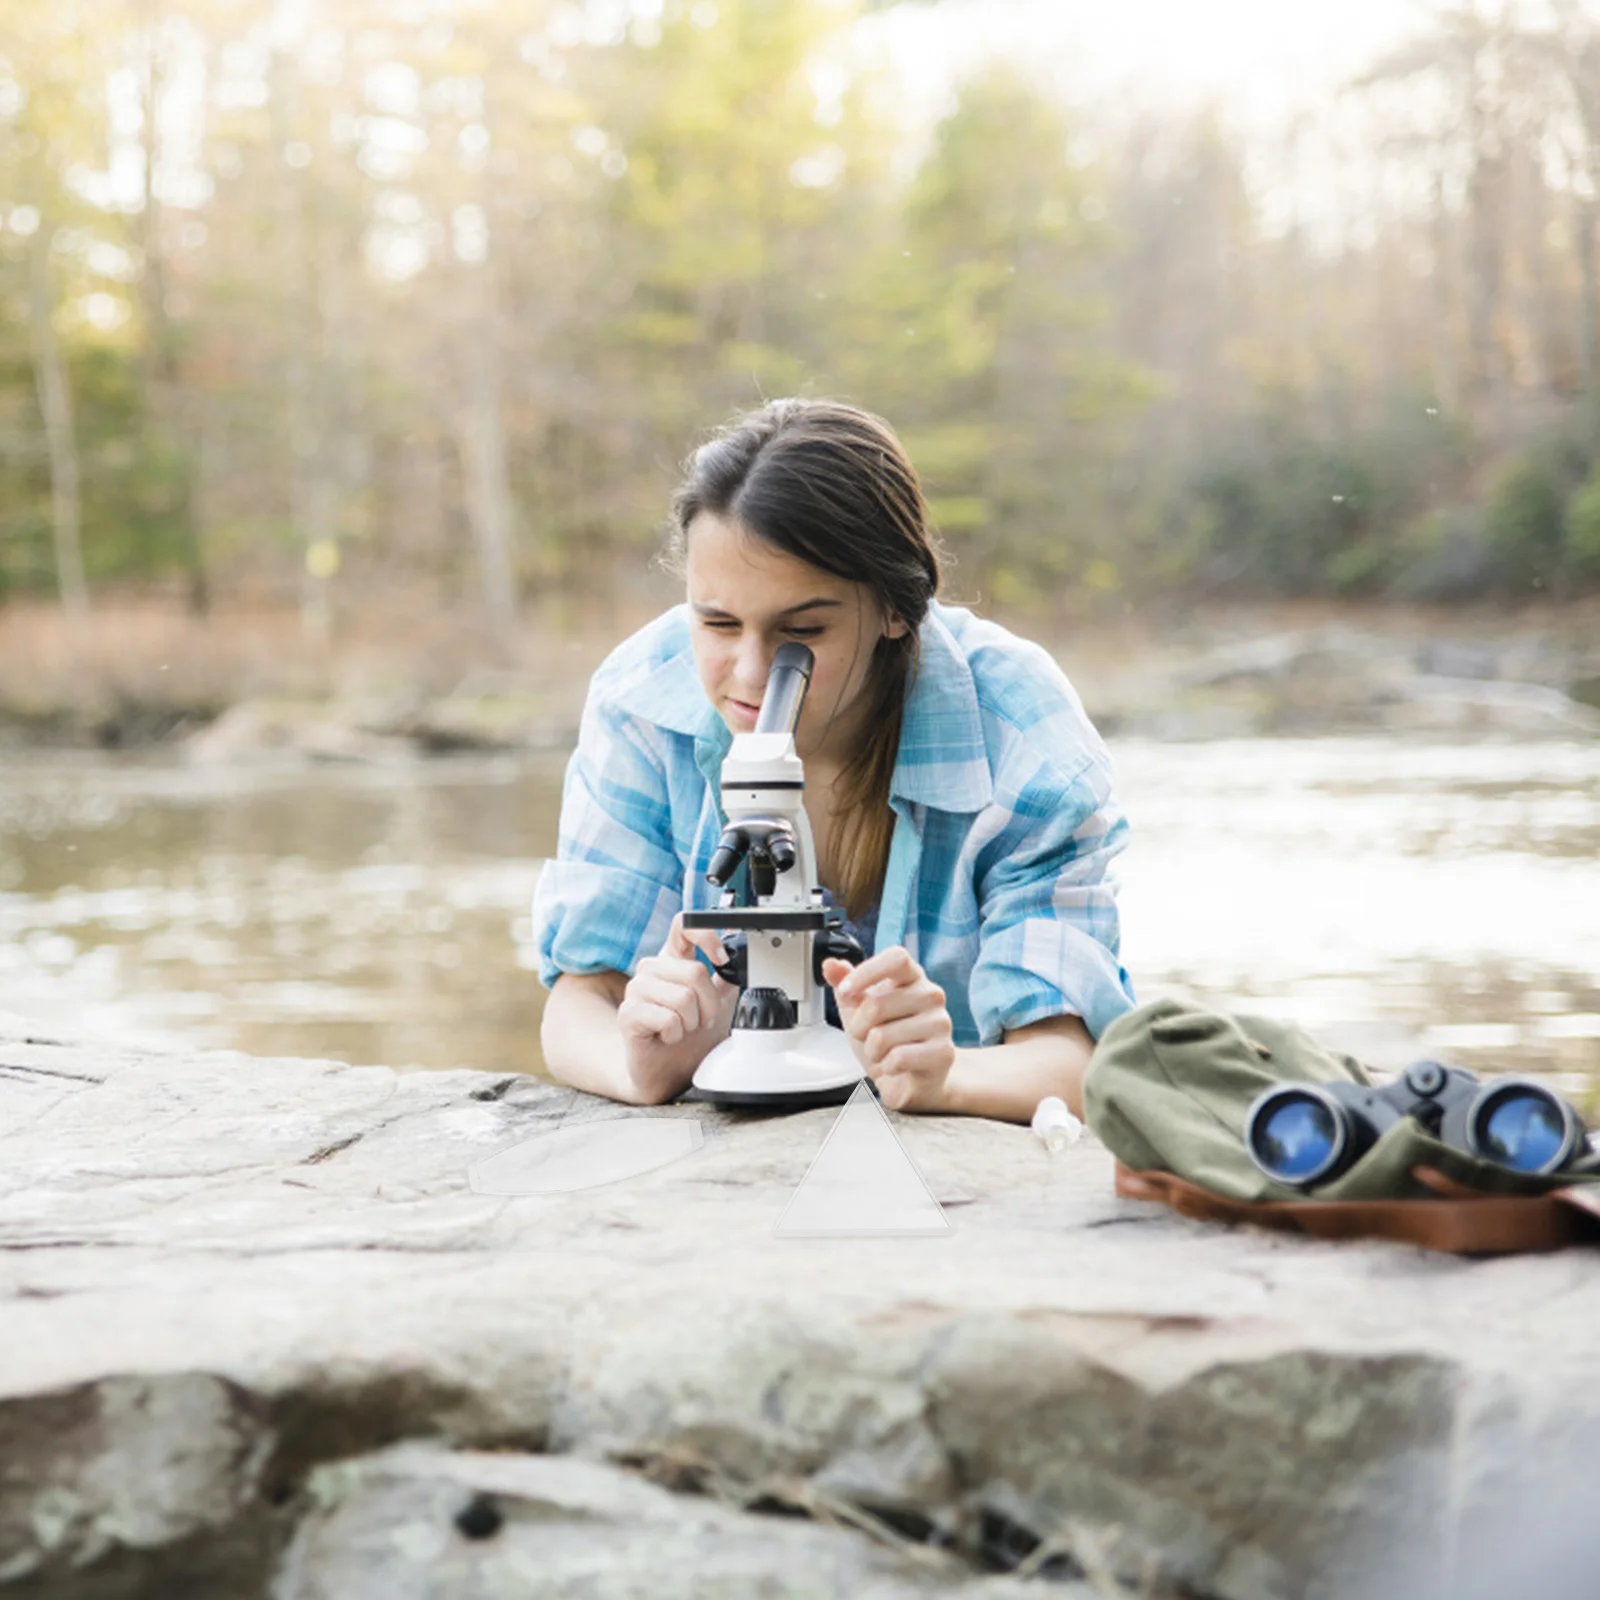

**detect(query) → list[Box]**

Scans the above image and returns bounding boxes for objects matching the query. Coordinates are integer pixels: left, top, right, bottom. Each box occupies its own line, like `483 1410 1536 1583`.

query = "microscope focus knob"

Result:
814 925 866 982
733 986 797 1031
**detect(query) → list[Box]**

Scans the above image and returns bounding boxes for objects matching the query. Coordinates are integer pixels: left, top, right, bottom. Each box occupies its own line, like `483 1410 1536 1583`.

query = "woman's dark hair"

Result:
668 398 942 917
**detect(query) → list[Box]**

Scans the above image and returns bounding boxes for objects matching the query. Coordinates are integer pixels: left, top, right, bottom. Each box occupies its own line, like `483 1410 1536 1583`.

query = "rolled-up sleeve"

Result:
533 690 685 988
968 754 1134 1045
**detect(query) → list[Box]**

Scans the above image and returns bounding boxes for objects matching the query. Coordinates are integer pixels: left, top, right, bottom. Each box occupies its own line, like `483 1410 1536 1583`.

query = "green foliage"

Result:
0 312 198 598
71 346 192 584
0 336 48 600
1181 395 1473 597
1388 506 1494 601
8 0 1600 615
834 66 1150 597
1323 537 1393 596
1189 445 1370 593
1566 467 1600 580
1483 438 1589 594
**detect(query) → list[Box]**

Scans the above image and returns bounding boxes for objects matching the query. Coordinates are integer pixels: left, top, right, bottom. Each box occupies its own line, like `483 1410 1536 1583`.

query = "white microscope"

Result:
682 642 868 1110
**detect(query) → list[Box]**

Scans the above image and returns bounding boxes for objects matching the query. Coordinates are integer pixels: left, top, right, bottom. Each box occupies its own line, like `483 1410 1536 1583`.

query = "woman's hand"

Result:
617 913 738 1103
821 945 956 1112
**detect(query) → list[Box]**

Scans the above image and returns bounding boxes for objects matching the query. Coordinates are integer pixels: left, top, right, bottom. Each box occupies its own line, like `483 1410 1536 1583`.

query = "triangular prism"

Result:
775 1081 952 1237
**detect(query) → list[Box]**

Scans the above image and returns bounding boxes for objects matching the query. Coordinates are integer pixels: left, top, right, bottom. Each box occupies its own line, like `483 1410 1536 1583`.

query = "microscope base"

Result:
684 1081 864 1112
689 1022 865 1112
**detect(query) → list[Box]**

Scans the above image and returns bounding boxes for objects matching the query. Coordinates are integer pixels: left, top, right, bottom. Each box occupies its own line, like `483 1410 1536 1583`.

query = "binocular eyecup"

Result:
1245 1060 1588 1189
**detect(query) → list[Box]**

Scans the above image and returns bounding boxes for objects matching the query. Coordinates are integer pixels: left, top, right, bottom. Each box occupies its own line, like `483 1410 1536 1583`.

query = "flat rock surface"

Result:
4 1034 1600 1599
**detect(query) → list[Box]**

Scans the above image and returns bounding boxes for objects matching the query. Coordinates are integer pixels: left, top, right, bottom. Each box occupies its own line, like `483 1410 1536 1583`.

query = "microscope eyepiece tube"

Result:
754 643 815 735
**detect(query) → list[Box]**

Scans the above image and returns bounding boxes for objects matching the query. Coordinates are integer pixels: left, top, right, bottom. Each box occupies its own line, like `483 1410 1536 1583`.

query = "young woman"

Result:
534 398 1133 1123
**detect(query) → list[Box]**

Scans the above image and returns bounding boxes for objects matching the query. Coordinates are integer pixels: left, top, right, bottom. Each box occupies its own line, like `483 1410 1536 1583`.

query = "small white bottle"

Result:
1031 1095 1083 1153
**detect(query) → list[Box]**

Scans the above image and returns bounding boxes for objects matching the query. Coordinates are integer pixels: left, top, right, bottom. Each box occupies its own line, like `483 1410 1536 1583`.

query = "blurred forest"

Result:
6 0 1600 648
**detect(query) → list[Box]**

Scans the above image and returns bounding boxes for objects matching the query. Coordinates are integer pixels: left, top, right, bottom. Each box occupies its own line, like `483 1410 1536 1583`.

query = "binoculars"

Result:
1245 1060 1589 1188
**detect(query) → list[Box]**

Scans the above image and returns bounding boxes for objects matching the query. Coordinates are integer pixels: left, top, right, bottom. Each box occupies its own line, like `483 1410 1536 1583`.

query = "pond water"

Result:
1 737 1597 1106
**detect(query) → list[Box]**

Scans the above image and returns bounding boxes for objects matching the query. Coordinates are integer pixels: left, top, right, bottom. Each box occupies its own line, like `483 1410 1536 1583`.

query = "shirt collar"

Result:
608 601 992 811
890 604 993 813
610 607 728 746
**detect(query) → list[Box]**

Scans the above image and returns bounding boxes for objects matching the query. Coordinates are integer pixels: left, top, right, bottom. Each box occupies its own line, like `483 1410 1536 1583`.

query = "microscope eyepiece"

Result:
754 643 814 735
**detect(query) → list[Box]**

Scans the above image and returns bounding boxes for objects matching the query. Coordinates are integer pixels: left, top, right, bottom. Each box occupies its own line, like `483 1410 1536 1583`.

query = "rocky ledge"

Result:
3 1035 1599 1600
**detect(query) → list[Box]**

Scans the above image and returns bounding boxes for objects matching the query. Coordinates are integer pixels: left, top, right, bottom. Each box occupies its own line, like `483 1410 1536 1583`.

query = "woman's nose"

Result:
732 635 771 696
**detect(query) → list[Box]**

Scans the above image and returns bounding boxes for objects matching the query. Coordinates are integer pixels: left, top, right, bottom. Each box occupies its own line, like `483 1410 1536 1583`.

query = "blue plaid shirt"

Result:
534 601 1134 1044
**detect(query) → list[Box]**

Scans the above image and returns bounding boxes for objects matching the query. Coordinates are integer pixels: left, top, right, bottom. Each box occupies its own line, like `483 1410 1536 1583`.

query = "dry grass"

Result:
3 586 1596 744
0 588 669 737
0 602 329 717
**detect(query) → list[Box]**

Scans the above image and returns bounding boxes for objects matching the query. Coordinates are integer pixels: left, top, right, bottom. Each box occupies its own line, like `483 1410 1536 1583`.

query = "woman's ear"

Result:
882 612 910 640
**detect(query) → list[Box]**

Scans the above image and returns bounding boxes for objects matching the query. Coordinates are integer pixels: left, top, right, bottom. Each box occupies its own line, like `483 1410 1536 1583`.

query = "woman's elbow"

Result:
539 970 625 1083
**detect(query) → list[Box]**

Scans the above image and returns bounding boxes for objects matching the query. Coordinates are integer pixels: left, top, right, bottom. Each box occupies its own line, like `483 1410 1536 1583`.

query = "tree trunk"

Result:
1430 167 1460 408
136 4 208 615
26 222 88 616
454 99 519 653
272 50 337 640
1579 193 1600 394
457 316 519 651
1465 152 1507 423
1552 4 1600 392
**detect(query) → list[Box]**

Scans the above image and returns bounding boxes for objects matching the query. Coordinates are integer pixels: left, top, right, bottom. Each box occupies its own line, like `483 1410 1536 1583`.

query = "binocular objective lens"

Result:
1249 1091 1341 1183
1473 1085 1572 1174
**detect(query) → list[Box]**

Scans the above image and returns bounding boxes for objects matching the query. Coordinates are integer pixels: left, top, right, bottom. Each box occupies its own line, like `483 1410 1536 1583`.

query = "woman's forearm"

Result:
937 1013 1095 1124
539 971 645 1105
545 973 1094 1124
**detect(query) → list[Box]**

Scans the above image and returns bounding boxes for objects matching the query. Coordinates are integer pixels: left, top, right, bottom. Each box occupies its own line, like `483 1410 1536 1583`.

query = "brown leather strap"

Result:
1115 1164 1600 1254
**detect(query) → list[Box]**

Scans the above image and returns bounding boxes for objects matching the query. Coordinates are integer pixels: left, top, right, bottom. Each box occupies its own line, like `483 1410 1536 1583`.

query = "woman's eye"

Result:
700 618 738 632
785 626 824 640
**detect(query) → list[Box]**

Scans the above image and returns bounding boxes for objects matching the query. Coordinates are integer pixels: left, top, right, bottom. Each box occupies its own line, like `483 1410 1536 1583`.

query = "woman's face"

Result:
684 511 906 766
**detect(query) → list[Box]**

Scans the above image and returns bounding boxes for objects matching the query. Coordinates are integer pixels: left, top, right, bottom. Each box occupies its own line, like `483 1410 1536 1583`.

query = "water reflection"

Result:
0 753 564 1074
1114 738 1600 1105
0 737 1597 1100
